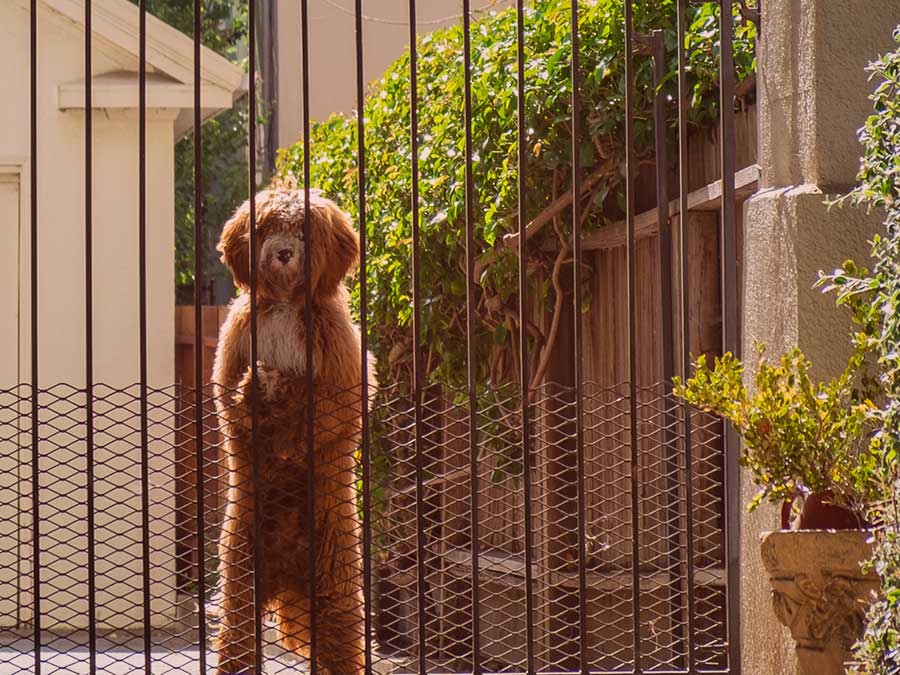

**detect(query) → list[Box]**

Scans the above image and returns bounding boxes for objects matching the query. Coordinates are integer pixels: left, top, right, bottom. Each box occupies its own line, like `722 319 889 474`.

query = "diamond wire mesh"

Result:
360 380 728 674
0 378 727 674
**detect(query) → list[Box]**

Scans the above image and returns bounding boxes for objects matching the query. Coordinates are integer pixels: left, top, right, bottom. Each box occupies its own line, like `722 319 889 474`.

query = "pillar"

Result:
740 1 900 673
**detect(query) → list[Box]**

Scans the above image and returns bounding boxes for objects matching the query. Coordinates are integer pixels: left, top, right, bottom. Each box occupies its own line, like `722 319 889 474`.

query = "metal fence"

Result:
2 0 748 673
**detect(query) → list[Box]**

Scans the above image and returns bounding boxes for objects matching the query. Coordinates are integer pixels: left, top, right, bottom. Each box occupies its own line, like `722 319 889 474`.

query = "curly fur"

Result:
211 189 375 675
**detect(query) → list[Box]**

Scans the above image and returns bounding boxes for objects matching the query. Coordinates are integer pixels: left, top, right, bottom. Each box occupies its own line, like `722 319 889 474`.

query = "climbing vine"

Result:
276 0 756 393
821 27 900 674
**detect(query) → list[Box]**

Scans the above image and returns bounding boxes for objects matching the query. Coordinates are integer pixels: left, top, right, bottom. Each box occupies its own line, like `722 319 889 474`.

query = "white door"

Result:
0 173 28 627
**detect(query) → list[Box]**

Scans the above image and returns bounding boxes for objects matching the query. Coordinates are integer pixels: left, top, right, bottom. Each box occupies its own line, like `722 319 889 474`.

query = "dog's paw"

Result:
214 665 257 675
231 367 254 406
233 363 287 405
255 363 288 402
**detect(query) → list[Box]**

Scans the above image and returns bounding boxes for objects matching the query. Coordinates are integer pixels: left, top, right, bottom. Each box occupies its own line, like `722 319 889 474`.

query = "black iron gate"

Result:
2 0 752 673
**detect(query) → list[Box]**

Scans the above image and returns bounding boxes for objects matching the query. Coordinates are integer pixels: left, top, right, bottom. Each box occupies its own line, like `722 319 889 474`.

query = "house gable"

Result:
19 0 242 92
12 0 244 137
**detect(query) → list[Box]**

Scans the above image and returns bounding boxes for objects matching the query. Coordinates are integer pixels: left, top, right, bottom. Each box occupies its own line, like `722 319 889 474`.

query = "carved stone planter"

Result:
760 530 879 675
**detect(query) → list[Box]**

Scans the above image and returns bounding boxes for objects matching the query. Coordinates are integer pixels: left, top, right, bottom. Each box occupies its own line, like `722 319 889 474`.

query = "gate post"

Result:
740 2 900 673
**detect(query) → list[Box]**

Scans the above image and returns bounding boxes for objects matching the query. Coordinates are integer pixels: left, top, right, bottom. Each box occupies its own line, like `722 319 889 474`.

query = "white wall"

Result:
276 0 513 147
0 0 177 629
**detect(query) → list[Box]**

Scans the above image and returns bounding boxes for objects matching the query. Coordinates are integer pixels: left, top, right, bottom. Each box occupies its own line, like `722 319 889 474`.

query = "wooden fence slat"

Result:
173 305 228 588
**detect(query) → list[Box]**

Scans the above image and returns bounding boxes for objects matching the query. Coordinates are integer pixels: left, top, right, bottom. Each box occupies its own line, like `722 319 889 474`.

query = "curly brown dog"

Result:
211 189 375 675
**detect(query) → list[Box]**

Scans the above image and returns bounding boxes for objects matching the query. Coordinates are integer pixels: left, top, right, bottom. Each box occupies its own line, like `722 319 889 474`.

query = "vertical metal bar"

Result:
83 1 98 671
354 2 372 674
461 2 481 673
675 1 697 669
650 31 673 431
718 2 742 672
138 0 153 671
408 3 428 672
29 0 40 670
247 0 262 671
515 3 536 673
260 0 279 176
192 0 208 670
300 1 317 673
569 2 589 673
648 28 688 671
623 2 642 672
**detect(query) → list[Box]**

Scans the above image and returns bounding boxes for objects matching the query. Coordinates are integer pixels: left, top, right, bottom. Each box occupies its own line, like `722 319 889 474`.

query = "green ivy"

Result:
821 26 900 675
276 0 756 390
852 499 900 674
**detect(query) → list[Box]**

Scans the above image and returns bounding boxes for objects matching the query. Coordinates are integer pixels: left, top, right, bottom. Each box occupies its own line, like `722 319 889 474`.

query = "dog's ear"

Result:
217 201 251 291
315 201 360 296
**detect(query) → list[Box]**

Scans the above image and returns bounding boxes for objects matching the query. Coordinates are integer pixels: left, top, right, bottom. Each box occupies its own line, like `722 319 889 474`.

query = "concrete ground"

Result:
0 633 406 675
0 637 302 674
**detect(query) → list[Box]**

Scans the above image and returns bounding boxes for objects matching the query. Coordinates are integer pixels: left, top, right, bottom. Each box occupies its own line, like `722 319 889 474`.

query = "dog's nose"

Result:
277 248 293 264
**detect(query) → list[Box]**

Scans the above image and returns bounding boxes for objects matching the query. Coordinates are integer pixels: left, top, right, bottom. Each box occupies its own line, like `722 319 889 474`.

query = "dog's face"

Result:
217 189 359 302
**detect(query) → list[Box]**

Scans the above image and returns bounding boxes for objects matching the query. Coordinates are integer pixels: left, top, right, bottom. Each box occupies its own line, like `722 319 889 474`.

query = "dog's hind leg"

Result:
270 591 312 661
213 454 259 675
312 454 366 675
314 595 366 675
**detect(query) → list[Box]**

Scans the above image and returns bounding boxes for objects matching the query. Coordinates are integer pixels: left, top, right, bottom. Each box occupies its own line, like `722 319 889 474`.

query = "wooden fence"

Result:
370 107 757 670
174 305 229 590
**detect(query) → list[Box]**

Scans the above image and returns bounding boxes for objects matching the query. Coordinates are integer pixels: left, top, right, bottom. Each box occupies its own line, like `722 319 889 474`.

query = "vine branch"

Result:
500 158 616 249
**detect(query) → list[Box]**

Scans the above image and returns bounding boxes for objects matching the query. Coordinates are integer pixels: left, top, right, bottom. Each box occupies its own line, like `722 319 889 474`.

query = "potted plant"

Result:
673 344 877 529
673 345 881 675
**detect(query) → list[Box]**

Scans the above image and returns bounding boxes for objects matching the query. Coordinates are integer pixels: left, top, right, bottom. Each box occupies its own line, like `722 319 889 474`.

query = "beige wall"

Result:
276 0 512 147
0 1 177 629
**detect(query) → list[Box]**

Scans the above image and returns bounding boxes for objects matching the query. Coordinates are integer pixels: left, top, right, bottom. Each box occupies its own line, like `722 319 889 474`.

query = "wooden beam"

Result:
581 163 759 251
505 163 759 253
439 549 726 590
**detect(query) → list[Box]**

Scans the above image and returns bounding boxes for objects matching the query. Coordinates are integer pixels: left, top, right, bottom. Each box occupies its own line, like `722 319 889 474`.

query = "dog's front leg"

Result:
213 445 259 675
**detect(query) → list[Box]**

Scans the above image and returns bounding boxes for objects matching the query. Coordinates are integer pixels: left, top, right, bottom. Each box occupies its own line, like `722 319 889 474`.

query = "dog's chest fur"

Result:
238 301 309 377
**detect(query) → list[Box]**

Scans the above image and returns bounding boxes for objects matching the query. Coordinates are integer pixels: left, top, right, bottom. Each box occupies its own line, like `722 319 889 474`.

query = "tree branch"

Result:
528 216 570 397
501 158 616 249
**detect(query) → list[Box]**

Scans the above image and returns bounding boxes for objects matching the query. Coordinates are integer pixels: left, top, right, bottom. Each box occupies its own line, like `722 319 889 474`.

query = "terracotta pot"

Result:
780 489 867 531
760 530 879 675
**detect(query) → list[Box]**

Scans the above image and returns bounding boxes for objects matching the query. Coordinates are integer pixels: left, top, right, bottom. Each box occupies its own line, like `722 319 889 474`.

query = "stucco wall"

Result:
741 187 879 674
0 1 177 629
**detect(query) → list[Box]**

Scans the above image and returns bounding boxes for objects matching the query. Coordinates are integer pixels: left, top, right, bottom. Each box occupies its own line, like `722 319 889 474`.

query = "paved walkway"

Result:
0 637 405 675
0 633 307 675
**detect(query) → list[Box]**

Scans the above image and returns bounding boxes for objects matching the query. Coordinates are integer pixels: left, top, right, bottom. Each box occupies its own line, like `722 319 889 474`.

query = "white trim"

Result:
0 162 29 628
58 71 235 111
0 160 29 389
0 159 29 174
